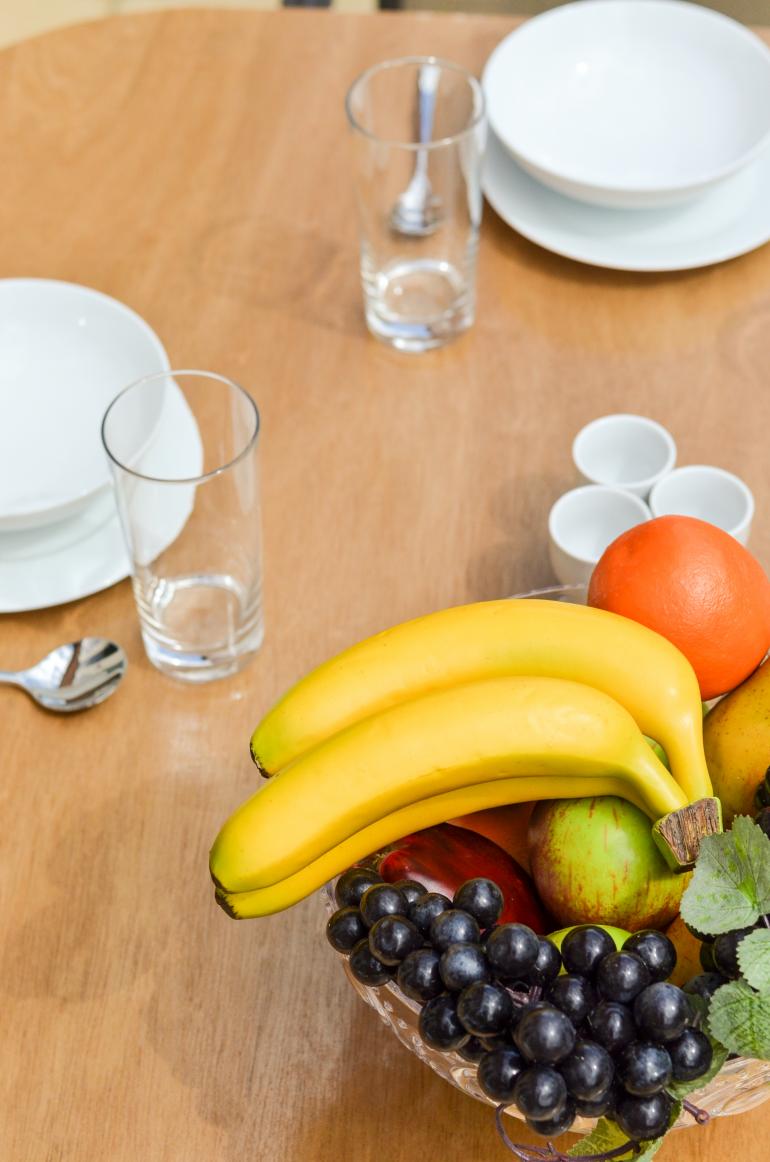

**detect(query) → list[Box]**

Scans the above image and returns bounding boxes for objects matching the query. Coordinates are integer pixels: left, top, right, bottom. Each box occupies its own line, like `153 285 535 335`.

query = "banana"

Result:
215 773 654 918
212 676 689 911
250 599 712 804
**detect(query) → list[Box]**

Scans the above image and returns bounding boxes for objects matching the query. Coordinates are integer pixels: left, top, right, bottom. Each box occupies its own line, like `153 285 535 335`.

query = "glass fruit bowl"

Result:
321 884 770 1133
321 583 770 1134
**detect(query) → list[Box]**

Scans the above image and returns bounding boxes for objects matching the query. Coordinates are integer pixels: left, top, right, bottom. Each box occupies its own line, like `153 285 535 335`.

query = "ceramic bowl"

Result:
0 279 169 532
572 414 677 500
547 485 651 587
649 465 754 546
482 0 770 209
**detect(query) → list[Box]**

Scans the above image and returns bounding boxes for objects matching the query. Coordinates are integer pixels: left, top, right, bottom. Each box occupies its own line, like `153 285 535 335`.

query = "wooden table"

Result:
2 8 770 1160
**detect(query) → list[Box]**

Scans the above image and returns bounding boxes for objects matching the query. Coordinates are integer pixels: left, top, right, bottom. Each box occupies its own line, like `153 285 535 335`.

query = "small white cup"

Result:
548 485 652 587
572 414 677 500
649 465 754 545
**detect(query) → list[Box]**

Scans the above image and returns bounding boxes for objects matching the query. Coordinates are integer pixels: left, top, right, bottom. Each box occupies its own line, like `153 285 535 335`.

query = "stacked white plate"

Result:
481 0 770 270
0 280 201 613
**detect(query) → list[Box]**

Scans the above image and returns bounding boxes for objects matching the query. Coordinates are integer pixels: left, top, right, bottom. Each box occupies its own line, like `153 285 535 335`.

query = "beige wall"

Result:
0 0 768 52
402 0 770 19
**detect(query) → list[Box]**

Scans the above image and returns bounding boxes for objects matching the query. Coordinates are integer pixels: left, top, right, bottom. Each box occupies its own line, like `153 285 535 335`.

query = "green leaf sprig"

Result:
737 929 770 991
709 981 770 1060
680 816 770 1060
680 816 770 935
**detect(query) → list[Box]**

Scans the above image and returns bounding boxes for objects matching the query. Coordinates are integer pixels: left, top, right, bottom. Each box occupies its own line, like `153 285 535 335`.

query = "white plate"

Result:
482 128 770 272
0 379 203 613
0 279 170 531
482 0 770 208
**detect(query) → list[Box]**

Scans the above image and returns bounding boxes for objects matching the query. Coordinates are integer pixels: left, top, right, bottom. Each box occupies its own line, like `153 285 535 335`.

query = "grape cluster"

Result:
326 869 713 1142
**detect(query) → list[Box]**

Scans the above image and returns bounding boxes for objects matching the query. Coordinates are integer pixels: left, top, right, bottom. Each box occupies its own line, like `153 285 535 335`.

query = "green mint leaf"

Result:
680 816 770 935
738 928 770 991
667 1037 729 1099
567 1118 633 1159
708 979 770 1059
566 1104 681 1161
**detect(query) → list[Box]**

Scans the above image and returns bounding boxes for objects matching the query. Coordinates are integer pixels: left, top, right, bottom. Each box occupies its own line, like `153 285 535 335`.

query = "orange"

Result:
665 914 702 987
587 515 770 700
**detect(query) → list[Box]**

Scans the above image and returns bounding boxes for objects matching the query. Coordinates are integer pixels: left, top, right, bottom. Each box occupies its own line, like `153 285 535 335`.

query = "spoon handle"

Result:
417 64 440 145
0 671 24 687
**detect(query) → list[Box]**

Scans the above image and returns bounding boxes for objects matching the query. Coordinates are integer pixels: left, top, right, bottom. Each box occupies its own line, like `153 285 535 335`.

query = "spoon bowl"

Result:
389 63 443 238
0 638 128 712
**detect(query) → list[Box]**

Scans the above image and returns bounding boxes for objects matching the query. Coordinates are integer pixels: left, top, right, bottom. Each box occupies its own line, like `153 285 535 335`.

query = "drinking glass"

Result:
101 370 264 682
346 56 486 353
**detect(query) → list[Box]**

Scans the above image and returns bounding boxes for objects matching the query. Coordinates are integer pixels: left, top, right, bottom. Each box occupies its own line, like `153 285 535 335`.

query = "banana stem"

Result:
652 798 723 870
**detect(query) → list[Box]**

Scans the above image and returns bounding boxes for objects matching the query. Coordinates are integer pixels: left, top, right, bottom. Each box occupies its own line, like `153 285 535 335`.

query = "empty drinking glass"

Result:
346 56 486 352
101 370 264 682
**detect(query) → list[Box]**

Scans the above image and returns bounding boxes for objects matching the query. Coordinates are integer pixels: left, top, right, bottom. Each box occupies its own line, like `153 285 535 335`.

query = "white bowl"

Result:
573 414 677 499
649 465 755 546
482 0 770 209
0 279 170 532
548 485 651 586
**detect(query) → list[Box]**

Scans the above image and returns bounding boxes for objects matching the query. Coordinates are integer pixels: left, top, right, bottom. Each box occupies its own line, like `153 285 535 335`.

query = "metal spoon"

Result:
0 638 127 712
390 63 443 237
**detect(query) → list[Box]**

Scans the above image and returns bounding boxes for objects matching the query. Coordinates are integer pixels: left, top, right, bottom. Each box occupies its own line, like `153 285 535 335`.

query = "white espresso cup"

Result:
548 485 652 587
572 414 677 500
649 465 754 545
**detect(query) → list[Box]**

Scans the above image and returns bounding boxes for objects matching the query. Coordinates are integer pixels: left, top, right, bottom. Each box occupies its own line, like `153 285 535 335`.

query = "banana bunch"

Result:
211 600 720 919
251 599 708 801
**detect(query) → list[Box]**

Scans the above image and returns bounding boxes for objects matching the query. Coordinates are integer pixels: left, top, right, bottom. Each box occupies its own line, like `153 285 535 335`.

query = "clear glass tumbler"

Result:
101 370 264 682
345 56 486 353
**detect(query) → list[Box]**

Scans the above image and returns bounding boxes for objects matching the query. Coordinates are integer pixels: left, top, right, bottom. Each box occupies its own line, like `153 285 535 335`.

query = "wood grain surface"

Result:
1 9 770 1161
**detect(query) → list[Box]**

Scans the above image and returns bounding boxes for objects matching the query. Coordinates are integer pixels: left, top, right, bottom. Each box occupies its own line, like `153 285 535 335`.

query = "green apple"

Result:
548 924 630 953
528 796 686 932
548 924 631 974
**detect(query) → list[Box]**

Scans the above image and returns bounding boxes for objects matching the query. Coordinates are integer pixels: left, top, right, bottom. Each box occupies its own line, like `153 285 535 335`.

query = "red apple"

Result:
378 822 549 932
451 802 535 870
